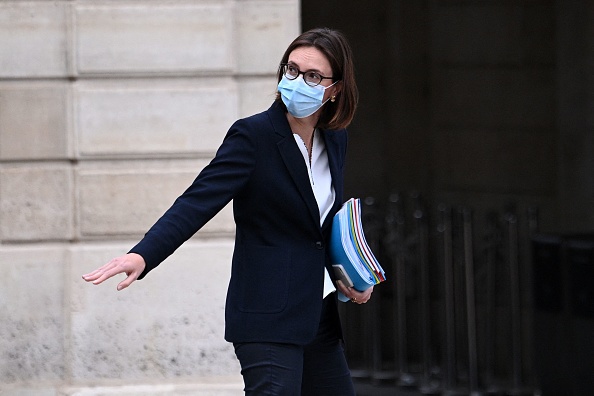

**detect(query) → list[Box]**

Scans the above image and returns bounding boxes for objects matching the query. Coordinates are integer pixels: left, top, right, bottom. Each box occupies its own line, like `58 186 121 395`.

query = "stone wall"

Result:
0 1 300 394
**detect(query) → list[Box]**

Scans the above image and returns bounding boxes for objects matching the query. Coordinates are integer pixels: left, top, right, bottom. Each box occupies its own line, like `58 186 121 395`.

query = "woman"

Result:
83 27 373 395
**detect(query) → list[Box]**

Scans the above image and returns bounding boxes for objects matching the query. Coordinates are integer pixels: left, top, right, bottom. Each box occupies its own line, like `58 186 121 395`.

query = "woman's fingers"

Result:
82 260 121 284
336 280 374 304
336 280 350 296
81 268 103 281
116 275 136 291
349 286 373 304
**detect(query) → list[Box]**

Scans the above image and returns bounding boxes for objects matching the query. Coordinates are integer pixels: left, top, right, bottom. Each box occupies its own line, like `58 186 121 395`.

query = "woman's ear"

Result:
328 81 342 103
333 81 343 95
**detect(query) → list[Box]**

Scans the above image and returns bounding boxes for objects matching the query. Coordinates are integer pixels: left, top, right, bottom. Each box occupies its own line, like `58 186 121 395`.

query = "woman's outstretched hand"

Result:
336 280 373 304
82 253 146 291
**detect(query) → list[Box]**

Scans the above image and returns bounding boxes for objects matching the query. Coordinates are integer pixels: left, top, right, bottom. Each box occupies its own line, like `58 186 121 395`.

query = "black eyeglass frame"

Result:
280 63 335 87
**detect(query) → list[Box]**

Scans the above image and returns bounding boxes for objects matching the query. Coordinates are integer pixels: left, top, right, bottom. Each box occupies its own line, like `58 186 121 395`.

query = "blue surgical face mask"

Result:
277 75 338 118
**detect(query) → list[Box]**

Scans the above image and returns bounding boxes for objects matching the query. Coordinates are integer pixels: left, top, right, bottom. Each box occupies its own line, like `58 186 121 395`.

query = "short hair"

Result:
276 27 359 130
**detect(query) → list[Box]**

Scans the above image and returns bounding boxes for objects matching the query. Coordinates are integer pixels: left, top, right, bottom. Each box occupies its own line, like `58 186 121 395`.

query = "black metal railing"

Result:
342 192 541 395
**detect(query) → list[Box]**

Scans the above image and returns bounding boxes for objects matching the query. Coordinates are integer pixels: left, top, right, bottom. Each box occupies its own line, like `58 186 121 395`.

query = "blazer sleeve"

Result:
130 119 258 279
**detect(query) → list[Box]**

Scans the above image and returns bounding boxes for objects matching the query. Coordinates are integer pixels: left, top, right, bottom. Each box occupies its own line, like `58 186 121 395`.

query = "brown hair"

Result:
276 27 359 130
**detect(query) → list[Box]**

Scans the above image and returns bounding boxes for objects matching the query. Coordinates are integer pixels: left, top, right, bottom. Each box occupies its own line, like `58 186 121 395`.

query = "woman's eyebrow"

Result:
286 61 323 73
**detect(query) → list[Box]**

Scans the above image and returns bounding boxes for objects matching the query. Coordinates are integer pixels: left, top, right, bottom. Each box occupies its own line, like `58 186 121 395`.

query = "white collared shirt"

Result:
293 129 336 298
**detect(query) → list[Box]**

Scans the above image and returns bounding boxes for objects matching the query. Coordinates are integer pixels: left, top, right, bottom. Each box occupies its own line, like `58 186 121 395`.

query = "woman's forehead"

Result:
288 46 332 74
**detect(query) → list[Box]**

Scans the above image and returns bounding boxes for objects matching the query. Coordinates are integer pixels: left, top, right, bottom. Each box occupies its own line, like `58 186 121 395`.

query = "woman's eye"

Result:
305 72 320 81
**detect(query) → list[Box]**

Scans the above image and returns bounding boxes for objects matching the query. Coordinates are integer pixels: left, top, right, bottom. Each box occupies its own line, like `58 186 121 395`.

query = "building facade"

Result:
0 1 299 394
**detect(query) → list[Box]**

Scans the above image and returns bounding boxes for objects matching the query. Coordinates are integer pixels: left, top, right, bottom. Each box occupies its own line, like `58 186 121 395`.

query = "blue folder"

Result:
329 198 386 302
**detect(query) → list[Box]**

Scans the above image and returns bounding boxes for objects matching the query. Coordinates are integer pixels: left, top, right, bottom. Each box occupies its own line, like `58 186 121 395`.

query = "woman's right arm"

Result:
82 116 260 288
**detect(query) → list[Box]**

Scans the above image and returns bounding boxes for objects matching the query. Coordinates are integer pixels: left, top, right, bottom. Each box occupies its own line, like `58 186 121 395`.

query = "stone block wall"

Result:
0 1 300 394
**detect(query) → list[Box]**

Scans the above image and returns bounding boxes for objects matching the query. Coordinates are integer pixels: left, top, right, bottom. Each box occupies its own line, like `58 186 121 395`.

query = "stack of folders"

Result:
329 198 386 302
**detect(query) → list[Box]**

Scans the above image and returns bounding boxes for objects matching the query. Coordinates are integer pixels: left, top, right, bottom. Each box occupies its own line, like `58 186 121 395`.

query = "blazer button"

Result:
315 241 324 250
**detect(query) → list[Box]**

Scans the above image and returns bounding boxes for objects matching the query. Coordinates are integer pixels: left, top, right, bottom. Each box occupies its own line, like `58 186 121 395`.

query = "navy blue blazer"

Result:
130 101 348 345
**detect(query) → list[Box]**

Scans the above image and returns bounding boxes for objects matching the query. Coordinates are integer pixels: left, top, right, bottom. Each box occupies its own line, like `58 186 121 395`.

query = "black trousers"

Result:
233 295 355 396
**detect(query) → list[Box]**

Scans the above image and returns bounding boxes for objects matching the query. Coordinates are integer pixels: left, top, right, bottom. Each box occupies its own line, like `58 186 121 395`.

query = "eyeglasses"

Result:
280 63 334 87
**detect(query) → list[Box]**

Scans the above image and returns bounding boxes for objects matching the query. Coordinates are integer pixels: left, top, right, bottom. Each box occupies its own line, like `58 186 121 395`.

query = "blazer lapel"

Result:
269 103 322 230
267 102 347 233
321 130 345 232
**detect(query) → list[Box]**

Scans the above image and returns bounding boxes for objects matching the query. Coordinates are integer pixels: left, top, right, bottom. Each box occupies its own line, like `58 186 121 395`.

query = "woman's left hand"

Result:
336 280 373 304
